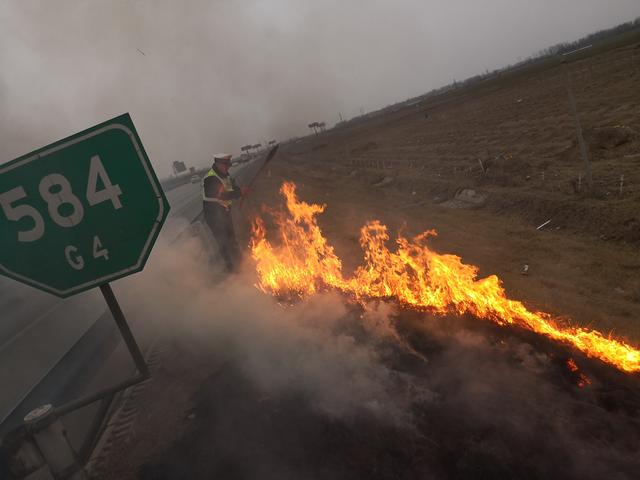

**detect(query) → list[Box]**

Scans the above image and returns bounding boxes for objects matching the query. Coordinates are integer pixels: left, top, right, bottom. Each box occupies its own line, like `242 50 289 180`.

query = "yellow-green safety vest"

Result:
203 169 235 209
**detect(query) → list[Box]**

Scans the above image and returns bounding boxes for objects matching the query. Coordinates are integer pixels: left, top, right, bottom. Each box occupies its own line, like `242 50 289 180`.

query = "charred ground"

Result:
99 302 640 480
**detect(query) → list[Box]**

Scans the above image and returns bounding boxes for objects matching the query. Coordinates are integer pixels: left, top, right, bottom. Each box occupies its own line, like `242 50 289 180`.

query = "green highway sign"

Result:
0 113 170 297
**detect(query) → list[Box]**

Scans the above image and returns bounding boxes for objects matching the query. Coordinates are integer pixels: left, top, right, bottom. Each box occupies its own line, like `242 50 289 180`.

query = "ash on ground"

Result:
96 301 640 480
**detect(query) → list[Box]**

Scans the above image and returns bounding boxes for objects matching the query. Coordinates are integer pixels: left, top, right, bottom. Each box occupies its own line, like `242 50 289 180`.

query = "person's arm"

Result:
205 176 243 201
218 178 243 200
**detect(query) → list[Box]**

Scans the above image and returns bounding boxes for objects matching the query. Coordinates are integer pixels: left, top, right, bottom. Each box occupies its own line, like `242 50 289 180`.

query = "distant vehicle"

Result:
190 174 201 184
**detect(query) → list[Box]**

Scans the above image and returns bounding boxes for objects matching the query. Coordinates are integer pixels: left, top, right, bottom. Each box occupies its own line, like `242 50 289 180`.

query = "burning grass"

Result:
250 182 640 374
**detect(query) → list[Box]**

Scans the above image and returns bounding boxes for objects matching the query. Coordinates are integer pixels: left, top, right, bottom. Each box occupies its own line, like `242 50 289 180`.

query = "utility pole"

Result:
561 48 593 190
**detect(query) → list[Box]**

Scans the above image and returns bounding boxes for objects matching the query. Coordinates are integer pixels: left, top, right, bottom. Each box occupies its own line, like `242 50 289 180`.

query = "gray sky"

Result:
1 0 639 177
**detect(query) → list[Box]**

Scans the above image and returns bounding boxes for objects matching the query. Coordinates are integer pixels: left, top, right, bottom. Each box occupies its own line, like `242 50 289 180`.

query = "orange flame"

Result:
251 182 640 374
566 358 593 387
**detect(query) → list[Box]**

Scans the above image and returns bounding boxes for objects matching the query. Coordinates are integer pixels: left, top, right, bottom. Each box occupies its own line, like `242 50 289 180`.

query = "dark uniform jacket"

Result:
203 168 242 212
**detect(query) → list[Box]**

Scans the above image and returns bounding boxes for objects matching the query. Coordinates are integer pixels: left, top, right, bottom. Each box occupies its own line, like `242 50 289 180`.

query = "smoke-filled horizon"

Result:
1 0 639 177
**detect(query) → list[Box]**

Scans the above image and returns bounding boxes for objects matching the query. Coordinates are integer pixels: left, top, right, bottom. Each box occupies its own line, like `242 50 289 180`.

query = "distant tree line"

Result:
308 122 326 134
536 17 640 58
441 17 640 94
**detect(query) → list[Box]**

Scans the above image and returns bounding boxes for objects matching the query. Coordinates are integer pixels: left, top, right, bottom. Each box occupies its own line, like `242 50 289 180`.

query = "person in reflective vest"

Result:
202 153 248 272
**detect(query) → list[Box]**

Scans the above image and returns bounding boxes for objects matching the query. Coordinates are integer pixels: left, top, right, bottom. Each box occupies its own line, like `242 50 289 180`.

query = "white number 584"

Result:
0 155 122 242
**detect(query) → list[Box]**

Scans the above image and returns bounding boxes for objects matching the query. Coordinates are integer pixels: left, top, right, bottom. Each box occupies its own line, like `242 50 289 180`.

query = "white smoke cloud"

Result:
107 228 640 477
116 234 421 425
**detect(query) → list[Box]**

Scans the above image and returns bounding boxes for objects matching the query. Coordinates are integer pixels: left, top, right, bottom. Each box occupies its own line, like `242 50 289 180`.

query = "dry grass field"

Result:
243 36 640 341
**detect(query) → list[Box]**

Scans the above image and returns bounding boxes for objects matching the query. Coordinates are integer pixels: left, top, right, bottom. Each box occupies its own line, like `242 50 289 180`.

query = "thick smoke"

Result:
116 233 420 425
112 231 640 479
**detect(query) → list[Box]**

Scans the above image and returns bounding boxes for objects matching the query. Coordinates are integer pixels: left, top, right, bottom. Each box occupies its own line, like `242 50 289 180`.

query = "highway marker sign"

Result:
0 113 170 297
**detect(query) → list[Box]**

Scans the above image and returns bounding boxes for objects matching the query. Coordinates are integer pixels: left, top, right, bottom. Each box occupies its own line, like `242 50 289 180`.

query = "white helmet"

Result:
212 153 232 165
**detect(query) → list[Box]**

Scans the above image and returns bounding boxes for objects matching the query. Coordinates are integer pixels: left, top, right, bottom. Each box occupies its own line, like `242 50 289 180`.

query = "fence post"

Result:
562 57 593 190
619 174 624 196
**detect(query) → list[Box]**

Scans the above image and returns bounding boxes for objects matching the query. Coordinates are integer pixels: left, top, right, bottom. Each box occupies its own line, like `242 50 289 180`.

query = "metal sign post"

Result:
99 284 149 378
3 283 151 479
0 114 170 478
54 284 150 417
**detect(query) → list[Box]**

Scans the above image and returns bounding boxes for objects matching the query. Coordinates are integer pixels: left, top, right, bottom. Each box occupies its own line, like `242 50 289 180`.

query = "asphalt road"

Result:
0 151 270 446
0 183 202 425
